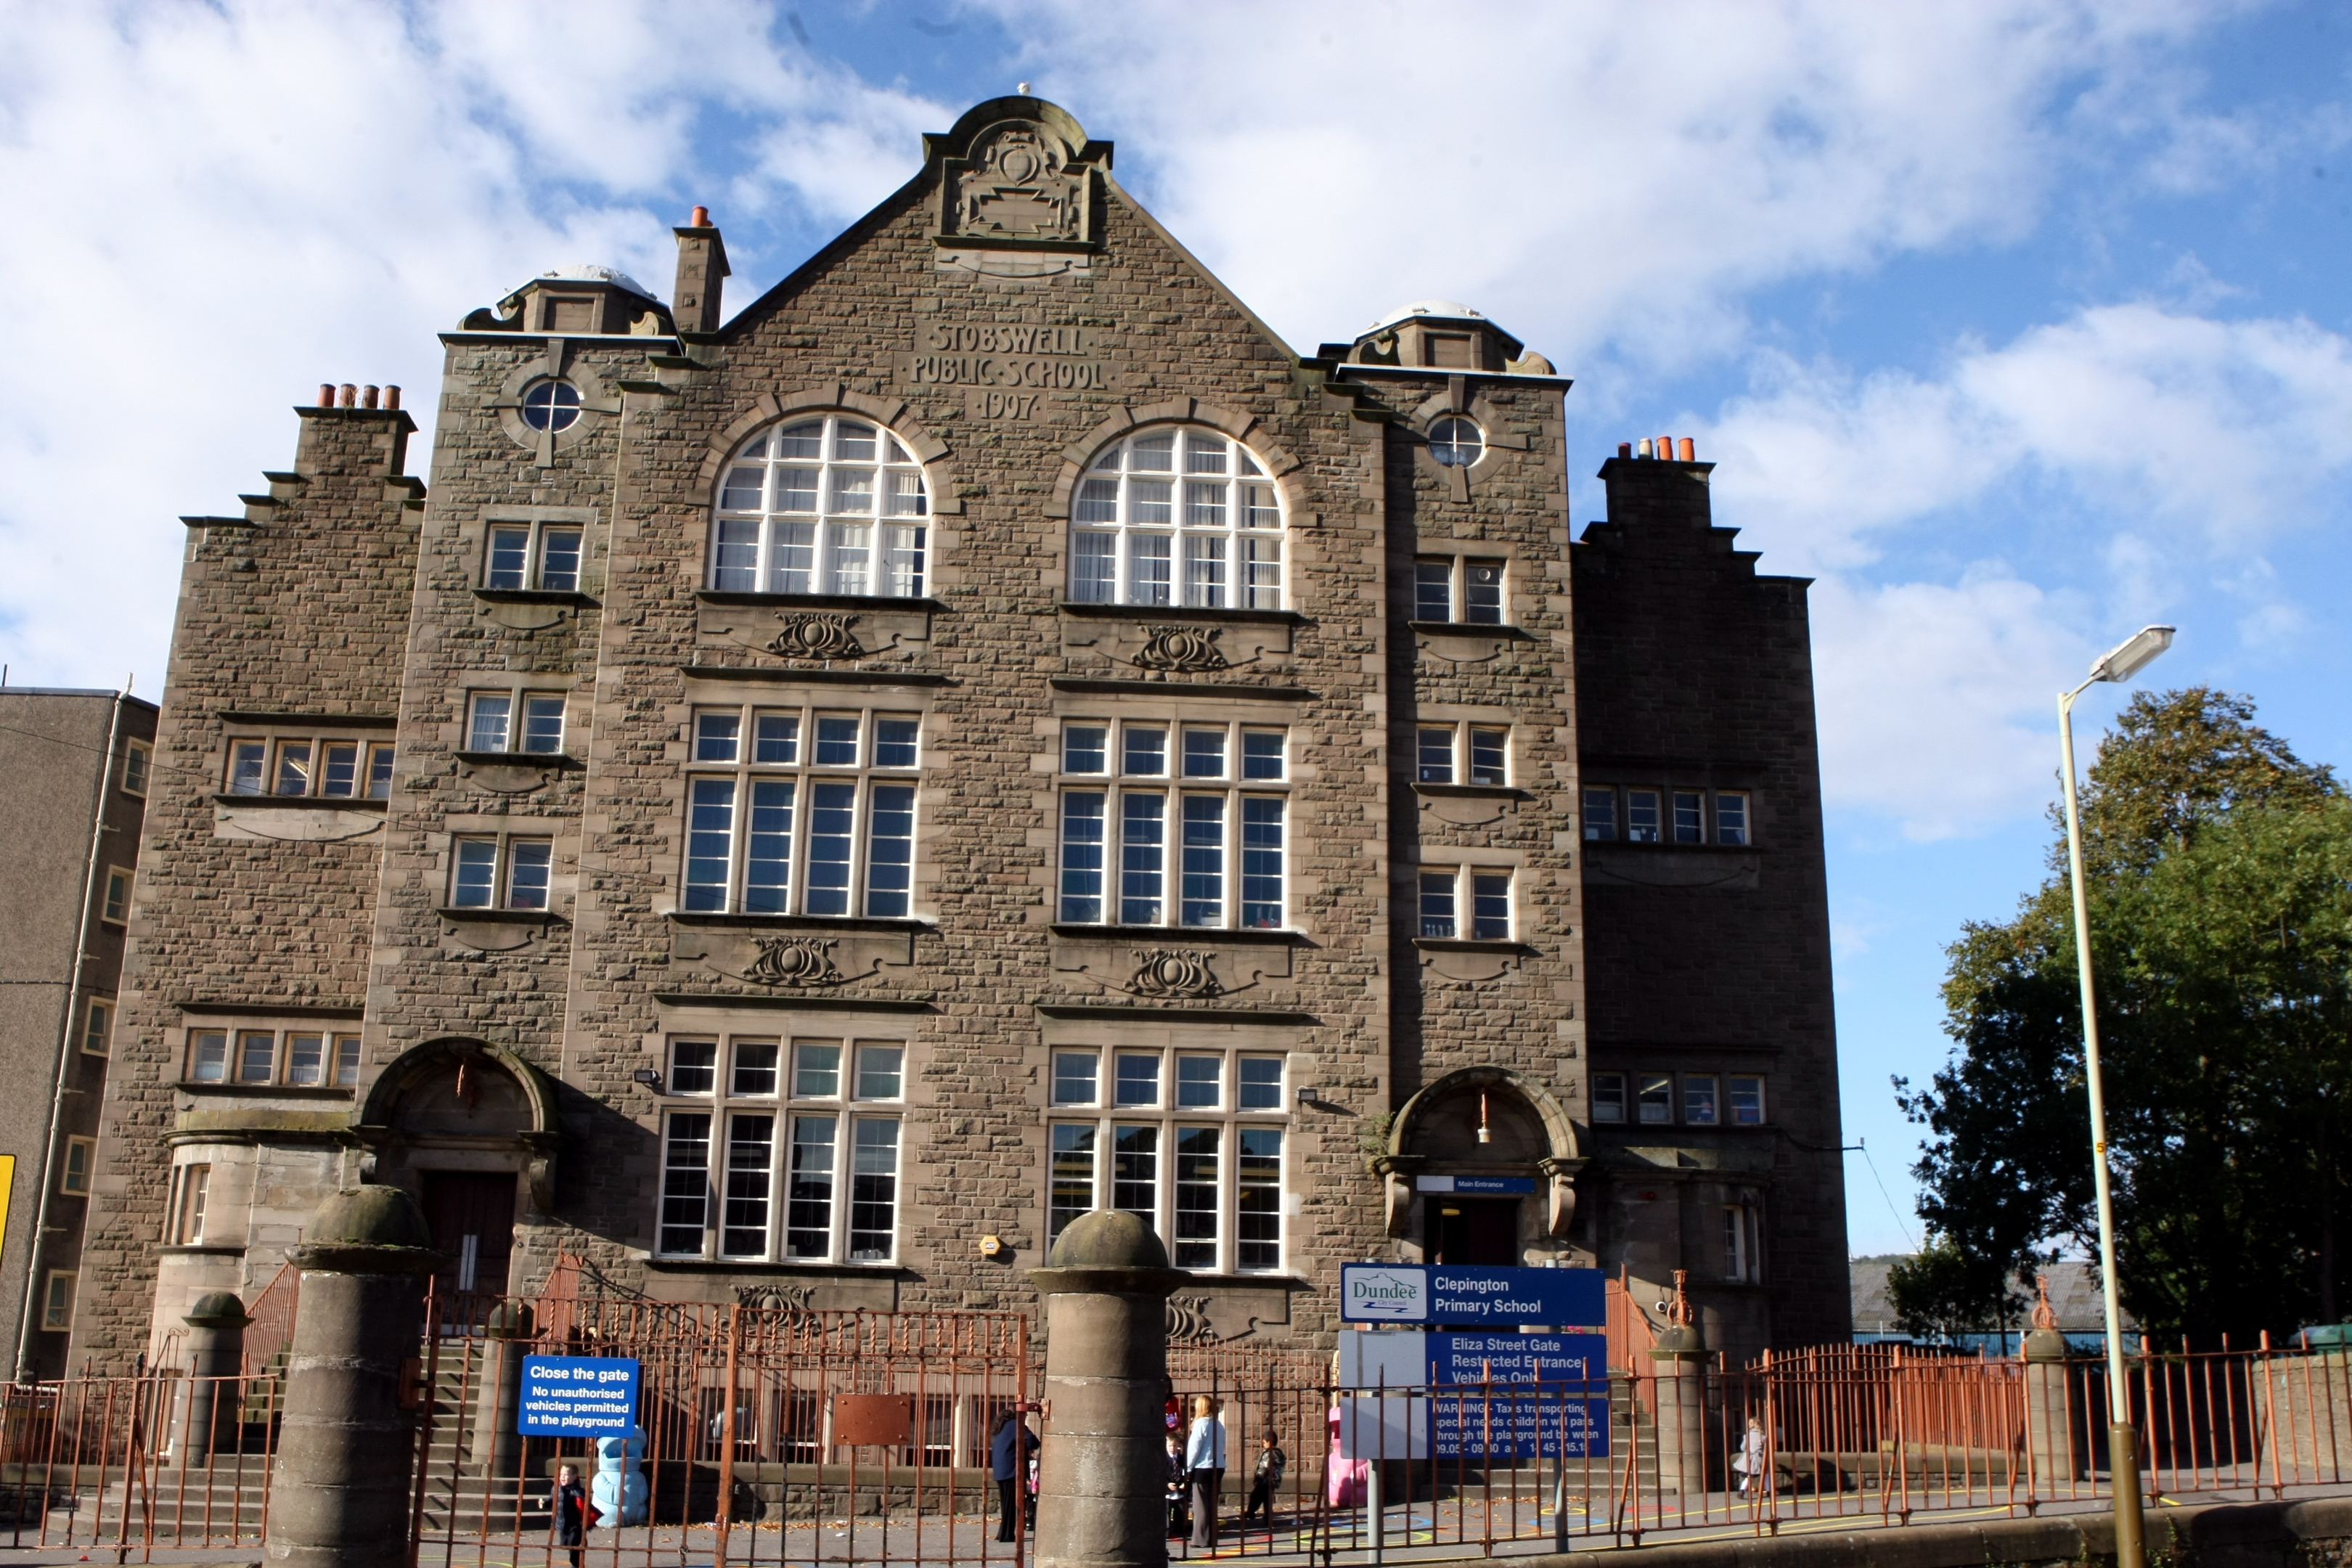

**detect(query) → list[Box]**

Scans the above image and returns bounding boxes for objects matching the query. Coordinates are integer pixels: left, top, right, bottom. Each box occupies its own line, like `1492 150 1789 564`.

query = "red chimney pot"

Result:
1617 442 1633 459
317 383 335 407
691 205 711 227
339 384 357 408
1677 437 1695 462
384 385 401 410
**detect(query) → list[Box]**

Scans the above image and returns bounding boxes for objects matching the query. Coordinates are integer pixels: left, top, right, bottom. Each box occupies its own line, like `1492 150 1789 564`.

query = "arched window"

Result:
710 416 929 597
1069 427 1283 610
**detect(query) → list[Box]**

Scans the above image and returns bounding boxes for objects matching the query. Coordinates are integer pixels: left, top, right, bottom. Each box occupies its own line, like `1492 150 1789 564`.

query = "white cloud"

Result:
1691 299 2352 836
976 0 2244 372
0 0 947 690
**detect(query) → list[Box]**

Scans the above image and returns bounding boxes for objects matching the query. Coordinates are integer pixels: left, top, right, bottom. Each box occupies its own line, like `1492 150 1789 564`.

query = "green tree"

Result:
1897 688 2347 1344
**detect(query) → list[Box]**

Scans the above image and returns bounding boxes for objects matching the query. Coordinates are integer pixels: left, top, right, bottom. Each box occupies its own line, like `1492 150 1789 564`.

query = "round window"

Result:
521 380 583 433
1429 416 1483 467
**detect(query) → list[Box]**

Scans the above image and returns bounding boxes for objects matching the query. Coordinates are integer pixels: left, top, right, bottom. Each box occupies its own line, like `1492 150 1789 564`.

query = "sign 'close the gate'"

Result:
518 1355 640 1436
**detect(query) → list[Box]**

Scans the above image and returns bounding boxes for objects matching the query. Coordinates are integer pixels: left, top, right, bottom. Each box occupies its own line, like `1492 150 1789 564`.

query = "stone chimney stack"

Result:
671 205 730 335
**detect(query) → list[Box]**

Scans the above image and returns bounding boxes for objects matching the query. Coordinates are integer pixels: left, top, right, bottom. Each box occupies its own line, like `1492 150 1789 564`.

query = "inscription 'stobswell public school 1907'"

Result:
67 91 1849 1374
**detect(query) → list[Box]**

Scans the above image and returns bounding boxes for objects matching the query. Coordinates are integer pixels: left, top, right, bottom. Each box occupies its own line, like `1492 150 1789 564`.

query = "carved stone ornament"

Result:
1125 948 1223 1000
744 935 845 989
738 1282 815 1314
1129 625 1229 677
1166 1294 1223 1344
769 612 863 661
2031 1274 2059 1332
957 125 1085 241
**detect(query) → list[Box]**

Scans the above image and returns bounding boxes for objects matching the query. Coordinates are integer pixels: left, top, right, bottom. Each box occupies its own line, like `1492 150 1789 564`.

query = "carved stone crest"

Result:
739 1282 815 1314
744 935 844 988
1166 1294 1223 1344
957 125 1084 241
1125 948 1223 1000
1129 625 1229 677
769 612 862 661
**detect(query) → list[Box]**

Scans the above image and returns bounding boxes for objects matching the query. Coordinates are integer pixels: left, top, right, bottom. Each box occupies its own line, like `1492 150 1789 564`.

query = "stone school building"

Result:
75 95 1848 1371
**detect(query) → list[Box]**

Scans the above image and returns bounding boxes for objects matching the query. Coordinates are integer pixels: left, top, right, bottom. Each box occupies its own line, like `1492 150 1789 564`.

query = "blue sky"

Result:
4 0 2348 1257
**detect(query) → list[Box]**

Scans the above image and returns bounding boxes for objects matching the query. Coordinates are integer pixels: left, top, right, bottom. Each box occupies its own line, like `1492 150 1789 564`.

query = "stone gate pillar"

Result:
176 1291 250 1461
2022 1276 2073 1498
1027 1212 1190 1568
1648 1281 1708 1498
265 1185 444 1568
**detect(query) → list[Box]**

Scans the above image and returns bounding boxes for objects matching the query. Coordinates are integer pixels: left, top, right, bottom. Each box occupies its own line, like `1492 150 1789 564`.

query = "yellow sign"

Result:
0 1154 15 1259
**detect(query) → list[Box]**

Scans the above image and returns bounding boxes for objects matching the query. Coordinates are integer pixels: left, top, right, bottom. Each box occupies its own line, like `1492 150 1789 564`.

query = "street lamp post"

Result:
2057 623 2173 1568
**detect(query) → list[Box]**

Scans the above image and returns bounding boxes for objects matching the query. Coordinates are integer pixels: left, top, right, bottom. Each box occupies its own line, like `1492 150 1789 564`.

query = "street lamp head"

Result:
2090 625 2175 685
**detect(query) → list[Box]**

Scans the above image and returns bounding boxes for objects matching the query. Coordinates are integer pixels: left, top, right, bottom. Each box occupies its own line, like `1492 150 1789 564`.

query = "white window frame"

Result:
184 1026 360 1087
1728 1074 1767 1126
1581 785 1755 846
709 414 931 597
60 1136 95 1196
654 1034 906 1265
1055 719 1289 931
679 704 920 918
483 518 587 592
1591 1071 1627 1124
39 1271 75 1332
122 738 150 796
1427 415 1485 467
464 690 568 757
101 865 131 925
224 735 395 799
449 835 555 912
81 997 113 1057
1414 724 1511 788
170 1164 211 1245
1068 425 1285 610
1045 1047 1289 1275
1416 866 1513 941
1412 555 1506 626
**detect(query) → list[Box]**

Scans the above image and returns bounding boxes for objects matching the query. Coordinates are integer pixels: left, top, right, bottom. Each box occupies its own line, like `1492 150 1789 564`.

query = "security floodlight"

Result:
2089 625 2174 685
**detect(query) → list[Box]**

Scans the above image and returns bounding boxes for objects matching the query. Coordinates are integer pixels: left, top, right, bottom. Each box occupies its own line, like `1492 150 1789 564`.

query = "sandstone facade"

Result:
75 97 1846 1370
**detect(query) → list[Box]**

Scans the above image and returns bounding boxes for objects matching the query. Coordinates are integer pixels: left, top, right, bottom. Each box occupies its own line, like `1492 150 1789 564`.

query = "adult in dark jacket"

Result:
991 1405 1040 1543
552 1462 587 1567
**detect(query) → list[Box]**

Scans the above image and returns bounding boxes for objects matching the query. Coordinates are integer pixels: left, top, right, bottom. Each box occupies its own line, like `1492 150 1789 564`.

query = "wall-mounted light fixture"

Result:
632 1069 663 1093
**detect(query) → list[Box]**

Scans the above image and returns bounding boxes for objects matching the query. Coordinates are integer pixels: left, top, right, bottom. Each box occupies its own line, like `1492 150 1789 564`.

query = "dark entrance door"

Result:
420 1172 518 1299
1429 1198 1520 1267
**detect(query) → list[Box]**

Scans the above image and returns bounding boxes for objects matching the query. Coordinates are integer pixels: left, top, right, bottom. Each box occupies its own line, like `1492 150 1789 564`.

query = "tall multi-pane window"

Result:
1045 1046 1288 1273
682 704 920 917
224 736 396 799
709 416 929 596
656 1035 905 1263
1057 719 1287 930
1068 427 1284 609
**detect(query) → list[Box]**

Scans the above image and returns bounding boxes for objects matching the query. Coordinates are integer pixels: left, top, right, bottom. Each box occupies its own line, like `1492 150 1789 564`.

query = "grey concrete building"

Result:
75 96 1846 1372
0 685 155 1377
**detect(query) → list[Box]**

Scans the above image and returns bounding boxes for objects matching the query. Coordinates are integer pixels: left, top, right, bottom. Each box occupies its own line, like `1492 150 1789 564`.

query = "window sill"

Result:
1408 620 1533 639
1050 922 1304 945
436 906 568 925
1583 839 1757 852
473 587 600 607
156 1244 246 1257
666 911 934 934
1058 602 1306 627
176 1081 356 1099
454 750 584 770
1413 783 1531 800
697 589 947 614
1411 936 1532 955
213 792 389 811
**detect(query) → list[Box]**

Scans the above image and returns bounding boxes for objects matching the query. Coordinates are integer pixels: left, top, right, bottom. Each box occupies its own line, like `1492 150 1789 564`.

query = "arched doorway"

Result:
358 1039 560 1300
1373 1066 1585 1265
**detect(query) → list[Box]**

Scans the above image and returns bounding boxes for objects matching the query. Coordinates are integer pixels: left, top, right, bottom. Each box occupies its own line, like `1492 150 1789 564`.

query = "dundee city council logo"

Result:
1344 1266 1429 1321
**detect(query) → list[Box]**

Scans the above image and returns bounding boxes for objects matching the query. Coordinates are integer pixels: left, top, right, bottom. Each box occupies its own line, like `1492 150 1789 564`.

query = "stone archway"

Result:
357 1038 560 1213
1373 1066 1586 1242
